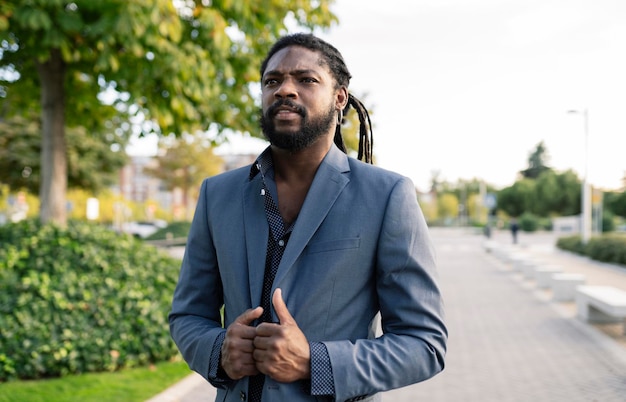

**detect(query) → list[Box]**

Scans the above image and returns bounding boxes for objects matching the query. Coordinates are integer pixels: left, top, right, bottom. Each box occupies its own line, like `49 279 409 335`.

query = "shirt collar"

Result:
249 146 273 181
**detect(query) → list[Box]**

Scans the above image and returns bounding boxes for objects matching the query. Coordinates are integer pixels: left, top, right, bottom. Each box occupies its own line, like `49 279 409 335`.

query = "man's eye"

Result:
302 77 317 83
264 79 278 86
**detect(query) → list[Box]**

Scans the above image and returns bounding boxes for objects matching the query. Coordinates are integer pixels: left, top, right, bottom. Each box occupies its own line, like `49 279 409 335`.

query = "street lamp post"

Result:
568 109 592 244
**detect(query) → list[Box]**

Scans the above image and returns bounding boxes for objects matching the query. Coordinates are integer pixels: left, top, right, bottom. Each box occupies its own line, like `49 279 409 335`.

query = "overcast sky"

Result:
314 0 626 192
129 0 626 192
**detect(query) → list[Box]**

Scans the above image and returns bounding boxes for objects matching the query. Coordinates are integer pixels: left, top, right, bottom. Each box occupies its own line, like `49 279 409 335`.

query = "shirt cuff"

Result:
309 341 335 396
208 331 232 384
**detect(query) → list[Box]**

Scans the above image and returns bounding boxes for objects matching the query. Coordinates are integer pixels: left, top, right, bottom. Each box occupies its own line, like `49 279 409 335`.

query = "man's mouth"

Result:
269 100 305 118
275 108 300 117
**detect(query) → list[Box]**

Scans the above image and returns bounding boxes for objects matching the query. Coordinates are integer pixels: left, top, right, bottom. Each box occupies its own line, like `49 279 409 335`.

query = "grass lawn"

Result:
0 359 192 402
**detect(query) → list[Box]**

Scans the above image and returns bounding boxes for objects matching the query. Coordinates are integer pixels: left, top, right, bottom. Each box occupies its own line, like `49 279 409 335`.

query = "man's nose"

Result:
274 79 297 98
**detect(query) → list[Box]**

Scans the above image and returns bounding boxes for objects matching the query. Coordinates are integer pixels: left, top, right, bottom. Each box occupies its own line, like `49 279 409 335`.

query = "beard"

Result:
260 99 336 152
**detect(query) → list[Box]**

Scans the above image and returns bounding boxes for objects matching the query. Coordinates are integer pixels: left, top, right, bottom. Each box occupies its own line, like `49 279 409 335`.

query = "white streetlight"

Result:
567 109 592 244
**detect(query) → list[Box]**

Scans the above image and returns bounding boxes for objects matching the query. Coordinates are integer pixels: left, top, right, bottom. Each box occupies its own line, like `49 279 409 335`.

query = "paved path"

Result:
149 228 626 402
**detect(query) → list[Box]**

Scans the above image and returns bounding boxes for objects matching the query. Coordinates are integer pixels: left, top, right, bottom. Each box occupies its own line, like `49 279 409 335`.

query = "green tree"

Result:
552 169 582 216
520 141 551 179
437 193 459 222
419 192 438 224
0 0 337 226
144 133 223 220
606 190 626 218
497 179 536 217
0 115 127 194
533 169 581 217
533 170 559 216
498 170 581 218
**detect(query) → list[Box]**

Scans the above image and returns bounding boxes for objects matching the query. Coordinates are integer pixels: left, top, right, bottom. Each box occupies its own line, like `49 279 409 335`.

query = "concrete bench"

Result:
489 246 525 271
520 259 541 279
500 252 533 273
482 240 495 253
575 286 626 333
534 265 563 288
550 273 586 302
488 246 508 261
511 254 533 272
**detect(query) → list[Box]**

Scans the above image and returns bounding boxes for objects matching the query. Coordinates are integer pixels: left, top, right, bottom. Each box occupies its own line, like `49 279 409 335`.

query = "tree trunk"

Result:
37 49 67 226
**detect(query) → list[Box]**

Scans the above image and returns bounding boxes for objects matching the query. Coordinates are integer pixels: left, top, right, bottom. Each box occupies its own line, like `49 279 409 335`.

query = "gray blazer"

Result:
169 145 447 402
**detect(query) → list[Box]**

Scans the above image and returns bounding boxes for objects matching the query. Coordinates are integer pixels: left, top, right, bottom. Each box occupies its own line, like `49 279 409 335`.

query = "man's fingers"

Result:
233 306 264 325
221 308 263 380
272 288 295 325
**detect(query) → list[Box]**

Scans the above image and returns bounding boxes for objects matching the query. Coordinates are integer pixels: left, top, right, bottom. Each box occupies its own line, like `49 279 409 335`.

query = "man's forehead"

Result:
264 46 327 75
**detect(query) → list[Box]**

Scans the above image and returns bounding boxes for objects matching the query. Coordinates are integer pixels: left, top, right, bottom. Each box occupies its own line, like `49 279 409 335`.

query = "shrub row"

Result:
556 233 626 266
145 221 191 240
0 220 182 381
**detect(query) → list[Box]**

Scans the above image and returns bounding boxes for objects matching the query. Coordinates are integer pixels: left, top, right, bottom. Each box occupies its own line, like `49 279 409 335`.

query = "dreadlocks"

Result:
260 33 374 164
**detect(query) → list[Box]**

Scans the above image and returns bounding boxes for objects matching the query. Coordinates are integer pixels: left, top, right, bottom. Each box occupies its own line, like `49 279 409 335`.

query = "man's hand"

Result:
253 288 311 382
220 306 263 380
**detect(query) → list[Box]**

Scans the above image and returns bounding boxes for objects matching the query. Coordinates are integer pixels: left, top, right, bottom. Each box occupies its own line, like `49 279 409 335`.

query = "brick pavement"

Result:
150 229 626 402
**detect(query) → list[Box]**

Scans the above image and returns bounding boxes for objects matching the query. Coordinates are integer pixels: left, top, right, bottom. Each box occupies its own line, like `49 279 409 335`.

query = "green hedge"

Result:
516 212 553 232
555 235 586 255
0 220 181 381
586 233 626 265
556 233 626 266
145 221 191 241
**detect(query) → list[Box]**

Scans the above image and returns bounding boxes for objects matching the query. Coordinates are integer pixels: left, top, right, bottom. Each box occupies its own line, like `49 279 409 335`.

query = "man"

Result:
510 218 519 244
169 33 447 402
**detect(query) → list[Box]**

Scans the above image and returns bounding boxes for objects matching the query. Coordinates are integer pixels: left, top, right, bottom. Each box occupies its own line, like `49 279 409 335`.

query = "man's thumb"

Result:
272 288 295 325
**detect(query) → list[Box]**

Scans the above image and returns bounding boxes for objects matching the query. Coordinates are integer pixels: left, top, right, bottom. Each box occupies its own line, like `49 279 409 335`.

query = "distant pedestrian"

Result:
510 218 519 244
483 223 491 238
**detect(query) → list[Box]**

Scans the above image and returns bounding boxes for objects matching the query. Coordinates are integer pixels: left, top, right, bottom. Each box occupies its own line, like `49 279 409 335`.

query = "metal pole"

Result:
568 108 593 244
581 109 592 244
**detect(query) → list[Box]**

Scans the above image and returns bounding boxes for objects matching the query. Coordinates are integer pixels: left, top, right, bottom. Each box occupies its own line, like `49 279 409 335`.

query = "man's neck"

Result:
270 135 333 184
269 135 334 223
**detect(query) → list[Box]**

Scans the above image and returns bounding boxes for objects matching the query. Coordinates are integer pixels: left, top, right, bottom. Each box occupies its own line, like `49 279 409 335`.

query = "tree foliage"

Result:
527 169 581 217
0 115 127 194
0 0 337 225
497 170 582 218
605 191 626 218
143 133 223 219
520 141 551 179
497 178 537 217
437 193 459 221
496 141 583 218
418 140 625 227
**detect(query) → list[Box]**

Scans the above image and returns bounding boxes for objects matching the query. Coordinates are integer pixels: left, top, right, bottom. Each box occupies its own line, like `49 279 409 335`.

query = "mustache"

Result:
267 99 306 117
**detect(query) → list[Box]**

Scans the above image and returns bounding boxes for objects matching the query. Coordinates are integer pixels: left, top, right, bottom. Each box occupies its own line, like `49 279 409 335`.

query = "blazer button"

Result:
240 391 246 401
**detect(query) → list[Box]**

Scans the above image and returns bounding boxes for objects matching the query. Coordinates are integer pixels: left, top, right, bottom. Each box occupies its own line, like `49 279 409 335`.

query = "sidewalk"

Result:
150 229 626 402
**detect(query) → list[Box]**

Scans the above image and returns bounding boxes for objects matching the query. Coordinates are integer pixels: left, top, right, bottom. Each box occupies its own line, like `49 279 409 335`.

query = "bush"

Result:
518 212 540 232
145 221 191 241
0 219 181 381
557 233 626 267
556 235 586 255
585 233 626 265
602 211 615 233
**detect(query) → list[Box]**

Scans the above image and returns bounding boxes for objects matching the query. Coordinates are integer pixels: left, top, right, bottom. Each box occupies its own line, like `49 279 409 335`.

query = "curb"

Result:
145 372 216 402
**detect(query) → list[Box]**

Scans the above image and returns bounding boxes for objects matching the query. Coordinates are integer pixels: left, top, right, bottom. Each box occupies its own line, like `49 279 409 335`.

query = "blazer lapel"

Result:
273 145 351 288
243 173 269 308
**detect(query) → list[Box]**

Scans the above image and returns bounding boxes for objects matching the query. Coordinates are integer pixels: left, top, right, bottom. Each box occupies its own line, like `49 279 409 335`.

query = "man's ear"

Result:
335 86 349 110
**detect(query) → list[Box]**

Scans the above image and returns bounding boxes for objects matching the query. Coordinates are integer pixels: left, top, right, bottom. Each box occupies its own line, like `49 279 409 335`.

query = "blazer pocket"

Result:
305 238 361 254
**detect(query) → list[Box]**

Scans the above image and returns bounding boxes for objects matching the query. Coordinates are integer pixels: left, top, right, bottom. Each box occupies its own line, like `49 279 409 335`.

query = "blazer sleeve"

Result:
169 179 227 385
324 176 447 402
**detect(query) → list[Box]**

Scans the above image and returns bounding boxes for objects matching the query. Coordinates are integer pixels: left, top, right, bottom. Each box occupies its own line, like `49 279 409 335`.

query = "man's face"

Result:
260 46 339 152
